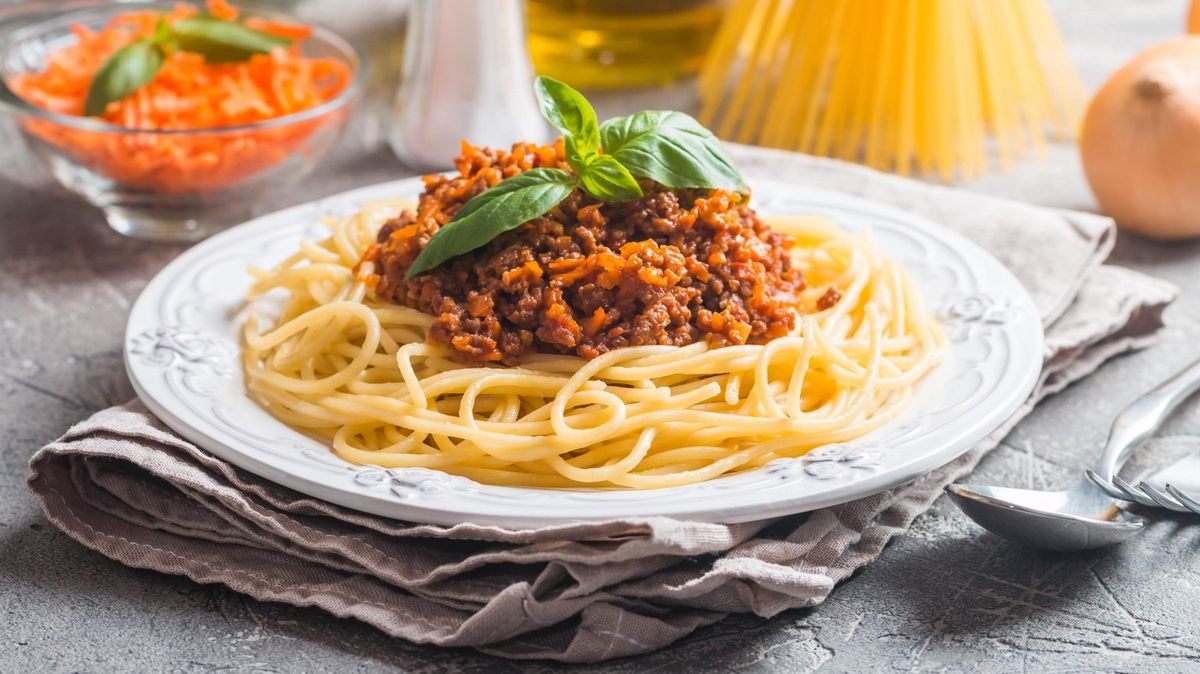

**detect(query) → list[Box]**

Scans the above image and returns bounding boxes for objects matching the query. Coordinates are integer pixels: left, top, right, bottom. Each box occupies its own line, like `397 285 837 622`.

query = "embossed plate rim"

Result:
124 175 1043 526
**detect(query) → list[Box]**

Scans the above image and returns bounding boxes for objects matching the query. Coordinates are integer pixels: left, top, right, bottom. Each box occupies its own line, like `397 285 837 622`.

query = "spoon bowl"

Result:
947 354 1200 551
946 481 1144 551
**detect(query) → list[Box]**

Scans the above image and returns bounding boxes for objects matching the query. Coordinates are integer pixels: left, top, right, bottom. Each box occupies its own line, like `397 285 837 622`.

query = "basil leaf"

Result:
154 17 171 44
578 154 643 202
535 76 599 169
407 168 577 277
84 39 165 117
563 136 589 177
600 111 748 194
169 16 290 64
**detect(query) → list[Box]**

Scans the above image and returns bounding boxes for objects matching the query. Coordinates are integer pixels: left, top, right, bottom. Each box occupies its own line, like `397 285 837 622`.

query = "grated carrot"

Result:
207 0 238 21
244 17 314 41
8 1 352 194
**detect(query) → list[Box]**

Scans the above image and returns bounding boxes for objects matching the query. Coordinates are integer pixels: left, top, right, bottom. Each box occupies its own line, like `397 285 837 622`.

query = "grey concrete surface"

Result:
3 1 1200 671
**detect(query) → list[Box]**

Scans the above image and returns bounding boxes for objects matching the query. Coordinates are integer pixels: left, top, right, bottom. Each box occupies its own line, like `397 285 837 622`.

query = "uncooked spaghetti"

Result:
699 0 1085 179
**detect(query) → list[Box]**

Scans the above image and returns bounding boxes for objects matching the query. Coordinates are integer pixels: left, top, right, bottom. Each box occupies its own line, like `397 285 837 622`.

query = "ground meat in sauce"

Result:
362 140 808 365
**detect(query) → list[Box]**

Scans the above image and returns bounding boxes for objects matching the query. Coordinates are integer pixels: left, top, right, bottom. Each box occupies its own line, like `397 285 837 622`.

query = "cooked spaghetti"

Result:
240 149 945 489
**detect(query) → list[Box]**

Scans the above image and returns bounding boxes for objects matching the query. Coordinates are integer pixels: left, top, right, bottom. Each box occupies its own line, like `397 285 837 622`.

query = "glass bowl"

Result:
0 1 365 242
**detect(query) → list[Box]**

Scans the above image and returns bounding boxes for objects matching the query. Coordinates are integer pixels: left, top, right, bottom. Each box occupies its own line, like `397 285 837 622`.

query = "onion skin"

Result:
1080 37 1200 240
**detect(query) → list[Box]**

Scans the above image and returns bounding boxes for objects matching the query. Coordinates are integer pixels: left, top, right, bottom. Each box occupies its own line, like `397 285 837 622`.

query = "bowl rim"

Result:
0 0 367 136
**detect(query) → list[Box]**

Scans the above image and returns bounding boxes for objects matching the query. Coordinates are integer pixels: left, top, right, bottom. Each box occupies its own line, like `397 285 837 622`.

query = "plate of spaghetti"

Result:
124 81 1042 525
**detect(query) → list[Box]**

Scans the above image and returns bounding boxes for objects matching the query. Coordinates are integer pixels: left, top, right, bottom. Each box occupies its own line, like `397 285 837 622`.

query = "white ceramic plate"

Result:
125 175 1043 527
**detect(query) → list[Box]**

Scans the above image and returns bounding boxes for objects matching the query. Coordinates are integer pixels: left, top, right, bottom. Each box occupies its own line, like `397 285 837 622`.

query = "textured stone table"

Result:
3 1 1200 671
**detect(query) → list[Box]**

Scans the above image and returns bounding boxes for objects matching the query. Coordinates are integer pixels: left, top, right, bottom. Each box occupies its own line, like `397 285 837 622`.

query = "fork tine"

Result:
1112 475 1160 507
1136 481 1191 513
1166 485 1200 515
1085 470 1136 502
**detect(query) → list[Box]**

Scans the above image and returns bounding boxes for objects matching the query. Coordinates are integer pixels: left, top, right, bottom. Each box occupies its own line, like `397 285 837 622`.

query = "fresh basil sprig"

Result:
406 76 748 277
84 14 291 117
534 76 641 201
405 169 577 278
577 154 642 202
601 110 749 194
534 77 599 173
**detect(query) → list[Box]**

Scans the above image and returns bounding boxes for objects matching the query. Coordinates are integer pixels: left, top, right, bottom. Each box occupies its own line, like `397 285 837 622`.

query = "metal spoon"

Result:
945 354 1200 551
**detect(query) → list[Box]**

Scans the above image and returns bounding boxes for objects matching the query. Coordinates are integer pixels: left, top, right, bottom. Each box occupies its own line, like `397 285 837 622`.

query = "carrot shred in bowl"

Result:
8 1 353 193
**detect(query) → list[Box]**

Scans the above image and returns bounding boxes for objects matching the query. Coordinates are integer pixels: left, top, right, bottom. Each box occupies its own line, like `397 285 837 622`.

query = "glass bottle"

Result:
527 0 726 89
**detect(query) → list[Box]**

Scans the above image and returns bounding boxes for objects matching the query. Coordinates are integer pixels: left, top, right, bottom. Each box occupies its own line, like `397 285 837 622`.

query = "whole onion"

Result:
1080 37 1200 240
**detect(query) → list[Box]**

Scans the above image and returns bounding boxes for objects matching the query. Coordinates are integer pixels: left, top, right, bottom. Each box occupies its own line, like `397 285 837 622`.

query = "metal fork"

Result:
1083 354 1200 515
1088 449 1200 514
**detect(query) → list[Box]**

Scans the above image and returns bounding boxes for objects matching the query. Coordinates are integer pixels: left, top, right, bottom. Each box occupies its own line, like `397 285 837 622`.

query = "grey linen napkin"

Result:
27 148 1178 662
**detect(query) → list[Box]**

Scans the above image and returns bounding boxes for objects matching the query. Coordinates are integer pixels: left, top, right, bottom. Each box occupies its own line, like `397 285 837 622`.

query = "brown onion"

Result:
1080 37 1200 240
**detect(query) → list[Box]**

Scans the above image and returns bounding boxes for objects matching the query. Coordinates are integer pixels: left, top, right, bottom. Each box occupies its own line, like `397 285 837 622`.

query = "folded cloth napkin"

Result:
27 147 1179 662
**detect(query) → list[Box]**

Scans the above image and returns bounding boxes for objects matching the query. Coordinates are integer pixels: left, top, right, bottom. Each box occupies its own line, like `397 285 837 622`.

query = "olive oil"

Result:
527 0 725 89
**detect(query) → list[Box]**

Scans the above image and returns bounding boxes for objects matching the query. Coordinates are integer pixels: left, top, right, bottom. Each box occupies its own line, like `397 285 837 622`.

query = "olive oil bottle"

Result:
527 0 725 89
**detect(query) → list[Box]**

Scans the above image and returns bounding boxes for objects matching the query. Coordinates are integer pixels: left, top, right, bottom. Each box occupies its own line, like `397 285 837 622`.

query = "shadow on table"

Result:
1109 228 1200 270
847 519 1200 657
0 513 535 672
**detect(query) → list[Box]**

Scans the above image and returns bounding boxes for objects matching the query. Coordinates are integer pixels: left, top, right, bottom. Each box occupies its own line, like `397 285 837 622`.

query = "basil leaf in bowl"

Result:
170 15 291 64
84 38 165 117
83 13 292 116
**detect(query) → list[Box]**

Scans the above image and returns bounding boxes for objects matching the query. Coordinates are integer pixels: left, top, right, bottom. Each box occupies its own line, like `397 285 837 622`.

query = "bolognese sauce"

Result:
363 140 807 365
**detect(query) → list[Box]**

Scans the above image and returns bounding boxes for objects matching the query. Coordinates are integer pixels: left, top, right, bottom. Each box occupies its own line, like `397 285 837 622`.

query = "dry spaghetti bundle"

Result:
699 0 1086 179
240 202 945 489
